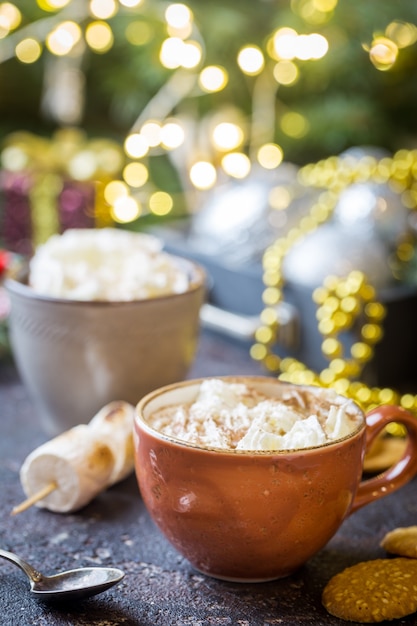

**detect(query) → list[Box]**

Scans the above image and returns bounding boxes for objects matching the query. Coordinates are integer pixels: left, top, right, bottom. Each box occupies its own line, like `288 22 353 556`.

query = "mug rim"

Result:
135 375 366 456
5 254 206 306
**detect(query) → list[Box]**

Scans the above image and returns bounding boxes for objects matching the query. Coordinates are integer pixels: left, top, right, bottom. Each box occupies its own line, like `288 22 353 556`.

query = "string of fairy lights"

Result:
250 149 417 425
2 0 417 414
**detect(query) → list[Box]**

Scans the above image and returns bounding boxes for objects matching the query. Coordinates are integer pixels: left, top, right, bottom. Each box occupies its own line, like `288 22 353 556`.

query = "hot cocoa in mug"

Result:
134 376 417 582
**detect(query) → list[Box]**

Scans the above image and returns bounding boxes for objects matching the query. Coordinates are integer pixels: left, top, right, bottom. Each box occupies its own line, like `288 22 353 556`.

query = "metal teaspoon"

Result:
0 548 125 602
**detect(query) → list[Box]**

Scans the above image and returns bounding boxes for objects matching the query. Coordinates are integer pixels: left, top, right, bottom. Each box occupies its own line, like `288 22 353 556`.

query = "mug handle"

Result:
350 404 417 514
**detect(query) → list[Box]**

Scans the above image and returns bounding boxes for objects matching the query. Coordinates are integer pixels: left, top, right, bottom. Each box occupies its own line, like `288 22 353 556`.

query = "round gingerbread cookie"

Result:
380 526 417 559
322 558 417 622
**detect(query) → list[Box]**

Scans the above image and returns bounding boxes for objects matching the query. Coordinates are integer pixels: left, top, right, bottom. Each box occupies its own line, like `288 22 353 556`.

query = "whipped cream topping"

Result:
149 379 362 451
29 228 189 301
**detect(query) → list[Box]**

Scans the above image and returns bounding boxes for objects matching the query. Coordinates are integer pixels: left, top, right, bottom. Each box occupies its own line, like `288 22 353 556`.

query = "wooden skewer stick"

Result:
11 481 58 516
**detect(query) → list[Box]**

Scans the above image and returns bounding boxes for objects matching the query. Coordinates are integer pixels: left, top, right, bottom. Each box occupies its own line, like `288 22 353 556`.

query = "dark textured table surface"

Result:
1 330 417 626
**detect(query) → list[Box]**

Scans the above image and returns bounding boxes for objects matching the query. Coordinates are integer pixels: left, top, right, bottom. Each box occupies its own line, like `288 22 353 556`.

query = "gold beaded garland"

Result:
252 149 417 419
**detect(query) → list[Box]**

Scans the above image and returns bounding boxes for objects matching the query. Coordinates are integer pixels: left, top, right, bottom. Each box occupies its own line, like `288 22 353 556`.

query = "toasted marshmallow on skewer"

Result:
88 401 135 485
19 425 115 513
15 401 136 514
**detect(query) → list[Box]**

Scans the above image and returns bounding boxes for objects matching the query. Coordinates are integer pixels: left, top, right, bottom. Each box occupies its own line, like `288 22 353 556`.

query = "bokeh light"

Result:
237 45 265 75
112 195 141 222
257 143 284 169
386 21 417 48
181 40 202 68
273 60 299 85
369 36 398 70
95 144 124 175
123 162 149 188
15 38 42 63
149 191 174 216
160 37 201 68
212 123 244 151
160 121 185 149
1 145 29 171
269 185 292 210
67 150 97 180
125 20 153 46
273 28 298 60
140 121 162 147
221 152 251 178
46 21 81 55
160 37 183 68
280 111 309 137
0 3 21 34
189 161 217 189
85 21 114 53
124 133 149 158
165 3 192 29
198 65 228 92
104 180 129 205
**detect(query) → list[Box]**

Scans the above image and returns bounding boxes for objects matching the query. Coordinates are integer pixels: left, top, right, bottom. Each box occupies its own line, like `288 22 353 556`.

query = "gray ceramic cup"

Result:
6 256 206 434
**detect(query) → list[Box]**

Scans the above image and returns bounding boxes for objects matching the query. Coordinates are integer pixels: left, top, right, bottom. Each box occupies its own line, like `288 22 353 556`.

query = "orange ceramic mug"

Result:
134 376 417 582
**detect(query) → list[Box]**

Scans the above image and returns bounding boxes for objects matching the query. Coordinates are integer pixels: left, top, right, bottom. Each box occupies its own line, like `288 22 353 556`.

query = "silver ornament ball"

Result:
283 222 393 290
333 182 409 245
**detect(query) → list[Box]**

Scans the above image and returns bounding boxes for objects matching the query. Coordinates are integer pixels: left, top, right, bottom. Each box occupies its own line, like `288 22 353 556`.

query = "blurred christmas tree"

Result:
2 0 417 151
0 0 416 226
